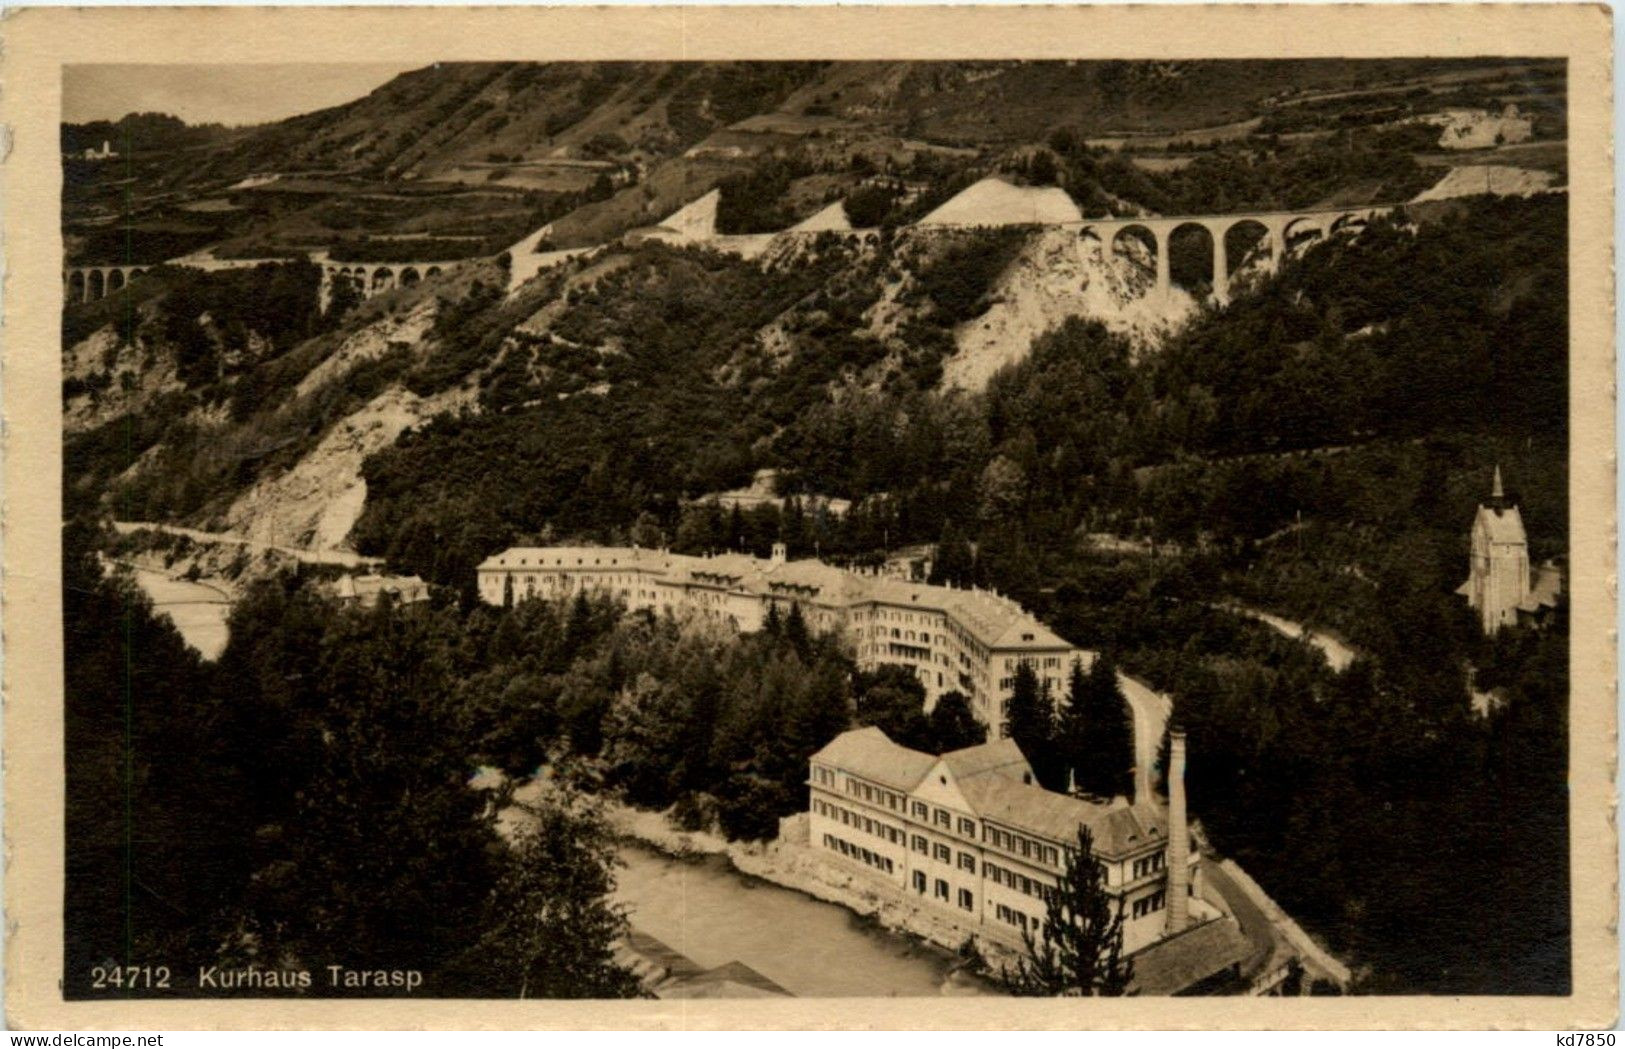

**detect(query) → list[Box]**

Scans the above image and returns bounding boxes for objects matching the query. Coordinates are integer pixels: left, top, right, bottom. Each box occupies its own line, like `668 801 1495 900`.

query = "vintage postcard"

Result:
2 3 1614 1031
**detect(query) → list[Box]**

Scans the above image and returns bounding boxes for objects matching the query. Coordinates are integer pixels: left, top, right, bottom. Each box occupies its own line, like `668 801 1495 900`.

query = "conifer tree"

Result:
452 791 645 998
1056 658 1091 789
1067 655 1136 799
783 600 811 659
1002 824 1132 997
926 690 986 753
1004 661 1059 786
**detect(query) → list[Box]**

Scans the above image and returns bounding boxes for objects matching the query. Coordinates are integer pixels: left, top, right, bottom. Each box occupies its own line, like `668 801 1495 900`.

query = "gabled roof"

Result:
810 726 937 792
1092 803 1169 857
956 774 1163 858
1126 917 1253 996
986 617 1072 650
941 737 1033 784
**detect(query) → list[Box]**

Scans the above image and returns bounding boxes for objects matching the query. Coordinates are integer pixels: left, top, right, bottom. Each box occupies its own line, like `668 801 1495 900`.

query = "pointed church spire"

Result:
1492 464 1504 501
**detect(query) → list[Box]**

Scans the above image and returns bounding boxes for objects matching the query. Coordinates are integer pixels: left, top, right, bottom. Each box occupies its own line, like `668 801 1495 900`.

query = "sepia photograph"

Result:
3 3 1615 1032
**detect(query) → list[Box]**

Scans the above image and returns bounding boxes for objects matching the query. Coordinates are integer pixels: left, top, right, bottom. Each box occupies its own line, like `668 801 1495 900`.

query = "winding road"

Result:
1117 670 1172 802
113 520 383 568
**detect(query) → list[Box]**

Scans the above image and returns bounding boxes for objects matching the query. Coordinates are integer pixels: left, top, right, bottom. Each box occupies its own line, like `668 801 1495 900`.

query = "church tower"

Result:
1460 466 1531 635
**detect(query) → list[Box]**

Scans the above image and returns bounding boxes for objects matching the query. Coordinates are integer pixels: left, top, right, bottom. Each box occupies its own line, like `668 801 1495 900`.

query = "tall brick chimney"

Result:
1165 728 1190 935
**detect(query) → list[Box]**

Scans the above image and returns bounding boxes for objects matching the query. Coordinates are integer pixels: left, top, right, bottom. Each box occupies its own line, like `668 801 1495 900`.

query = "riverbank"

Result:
599 796 1010 990
613 842 990 997
497 774 996 996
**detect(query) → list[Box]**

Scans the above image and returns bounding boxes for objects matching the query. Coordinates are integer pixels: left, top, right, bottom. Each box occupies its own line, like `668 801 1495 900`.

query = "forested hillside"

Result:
351 194 1568 994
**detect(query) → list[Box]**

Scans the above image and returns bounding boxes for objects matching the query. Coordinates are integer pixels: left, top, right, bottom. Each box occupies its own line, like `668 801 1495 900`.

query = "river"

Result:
611 843 982 998
126 565 232 661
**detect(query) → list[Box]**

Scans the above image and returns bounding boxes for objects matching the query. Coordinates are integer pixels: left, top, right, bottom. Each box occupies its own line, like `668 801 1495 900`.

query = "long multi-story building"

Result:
806 727 1255 993
476 542 1081 731
807 726 1209 955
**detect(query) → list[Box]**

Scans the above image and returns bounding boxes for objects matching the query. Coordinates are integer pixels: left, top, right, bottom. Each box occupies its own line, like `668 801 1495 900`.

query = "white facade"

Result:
1458 467 1556 635
806 728 1207 955
476 544 1082 733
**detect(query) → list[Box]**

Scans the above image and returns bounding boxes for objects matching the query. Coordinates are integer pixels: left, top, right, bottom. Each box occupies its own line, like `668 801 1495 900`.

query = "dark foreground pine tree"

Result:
1002 824 1132 996
452 790 646 998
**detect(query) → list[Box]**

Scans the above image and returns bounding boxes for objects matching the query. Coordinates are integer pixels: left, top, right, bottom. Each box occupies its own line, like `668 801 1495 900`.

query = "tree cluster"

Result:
63 523 645 999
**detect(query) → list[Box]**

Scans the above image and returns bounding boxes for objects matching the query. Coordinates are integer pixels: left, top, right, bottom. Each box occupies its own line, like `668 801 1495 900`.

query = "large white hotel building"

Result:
808 727 1210 954
807 727 1253 991
476 542 1081 730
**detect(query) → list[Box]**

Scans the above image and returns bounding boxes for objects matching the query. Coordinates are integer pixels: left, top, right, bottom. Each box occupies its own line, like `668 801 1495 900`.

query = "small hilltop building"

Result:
1457 466 1562 635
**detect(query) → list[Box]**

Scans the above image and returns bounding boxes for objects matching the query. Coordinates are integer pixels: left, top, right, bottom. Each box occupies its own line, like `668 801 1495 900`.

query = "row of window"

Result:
908 836 980 873
984 860 1056 903
843 775 905 813
821 789 1071 875
855 608 942 628
819 800 1070 893
823 834 896 875
997 674 1062 694
822 797 1169 923
984 825 1062 868
1003 655 1064 671
1131 890 1167 919
995 903 1039 932
909 801 978 840
814 799 905 846
1131 850 1167 880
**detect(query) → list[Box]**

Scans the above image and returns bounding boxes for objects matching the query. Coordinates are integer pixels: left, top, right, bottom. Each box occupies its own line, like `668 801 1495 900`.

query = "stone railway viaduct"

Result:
927 205 1394 305
64 204 1394 308
63 254 456 306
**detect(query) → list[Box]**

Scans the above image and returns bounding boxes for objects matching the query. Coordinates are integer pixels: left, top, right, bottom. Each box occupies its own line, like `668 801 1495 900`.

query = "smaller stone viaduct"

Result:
63 265 149 304
319 261 448 300
63 254 458 306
